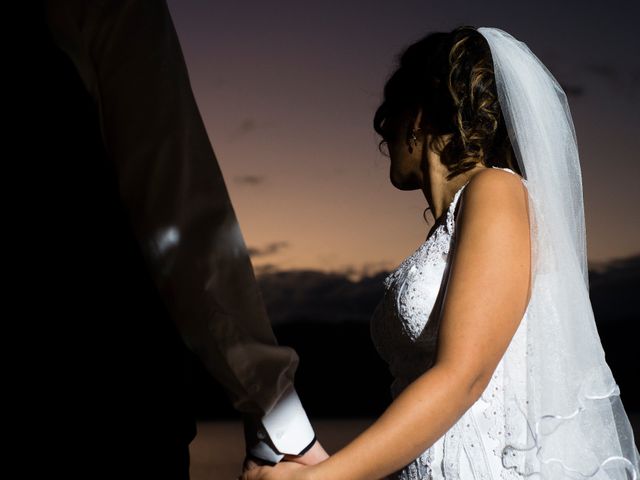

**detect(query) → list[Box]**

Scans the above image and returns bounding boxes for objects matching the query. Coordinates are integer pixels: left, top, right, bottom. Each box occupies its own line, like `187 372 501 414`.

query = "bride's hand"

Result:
239 460 309 480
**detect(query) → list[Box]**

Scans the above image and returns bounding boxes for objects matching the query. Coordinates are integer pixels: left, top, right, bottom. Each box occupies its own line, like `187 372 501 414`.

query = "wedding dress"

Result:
370 166 534 480
369 26 639 480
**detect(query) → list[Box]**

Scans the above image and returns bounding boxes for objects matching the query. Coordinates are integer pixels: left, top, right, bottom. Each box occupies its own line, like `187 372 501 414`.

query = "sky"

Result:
166 0 639 281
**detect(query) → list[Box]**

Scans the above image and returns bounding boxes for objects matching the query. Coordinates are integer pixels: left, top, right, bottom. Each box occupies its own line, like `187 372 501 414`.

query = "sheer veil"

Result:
475 27 639 480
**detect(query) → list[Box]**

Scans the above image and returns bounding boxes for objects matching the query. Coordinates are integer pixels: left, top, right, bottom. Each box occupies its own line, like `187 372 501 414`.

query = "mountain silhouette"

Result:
190 252 639 419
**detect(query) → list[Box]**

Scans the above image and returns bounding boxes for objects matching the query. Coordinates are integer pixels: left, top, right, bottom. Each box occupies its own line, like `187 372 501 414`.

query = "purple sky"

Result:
166 0 639 279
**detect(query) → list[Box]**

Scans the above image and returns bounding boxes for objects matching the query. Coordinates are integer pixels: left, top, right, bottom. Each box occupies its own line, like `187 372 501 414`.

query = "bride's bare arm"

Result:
305 168 532 480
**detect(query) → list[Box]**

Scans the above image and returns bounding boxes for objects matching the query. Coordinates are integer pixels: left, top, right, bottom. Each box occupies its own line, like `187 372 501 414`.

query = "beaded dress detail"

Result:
370 167 531 480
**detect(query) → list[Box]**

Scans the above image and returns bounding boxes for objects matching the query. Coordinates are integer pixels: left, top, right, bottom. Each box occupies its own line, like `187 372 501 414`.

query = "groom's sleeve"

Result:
43 0 315 461
243 385 318 463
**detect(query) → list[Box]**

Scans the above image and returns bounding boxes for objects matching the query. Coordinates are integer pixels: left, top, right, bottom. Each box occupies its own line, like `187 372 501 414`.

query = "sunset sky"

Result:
166 0 639 280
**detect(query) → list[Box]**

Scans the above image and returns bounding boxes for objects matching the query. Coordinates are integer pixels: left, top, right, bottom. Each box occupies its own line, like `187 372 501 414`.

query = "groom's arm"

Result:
43 0 316 462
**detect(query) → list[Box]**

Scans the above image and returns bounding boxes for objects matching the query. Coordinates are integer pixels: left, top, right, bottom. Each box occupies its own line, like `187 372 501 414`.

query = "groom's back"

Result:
26 9 197 477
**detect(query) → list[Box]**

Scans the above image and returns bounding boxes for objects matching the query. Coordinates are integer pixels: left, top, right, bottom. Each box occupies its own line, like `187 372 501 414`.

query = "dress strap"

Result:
493 166 516 174
445 180 471 234
491 165 527 184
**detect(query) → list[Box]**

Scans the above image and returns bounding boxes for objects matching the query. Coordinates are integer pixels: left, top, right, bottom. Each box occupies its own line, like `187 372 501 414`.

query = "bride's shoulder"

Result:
462 167 528 209
470 165 525 186
456 166 530 231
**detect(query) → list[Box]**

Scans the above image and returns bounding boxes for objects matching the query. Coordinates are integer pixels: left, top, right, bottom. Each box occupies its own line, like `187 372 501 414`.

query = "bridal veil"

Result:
475 26 639 480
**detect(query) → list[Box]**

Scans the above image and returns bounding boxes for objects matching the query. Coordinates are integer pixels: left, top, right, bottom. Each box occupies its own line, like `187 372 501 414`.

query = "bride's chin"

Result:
390 171 422 191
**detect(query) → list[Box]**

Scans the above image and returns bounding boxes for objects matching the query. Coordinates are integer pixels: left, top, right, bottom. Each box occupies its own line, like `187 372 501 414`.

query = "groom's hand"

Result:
282 439 329 466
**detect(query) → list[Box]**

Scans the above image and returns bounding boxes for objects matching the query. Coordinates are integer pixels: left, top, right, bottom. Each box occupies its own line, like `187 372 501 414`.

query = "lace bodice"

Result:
370 167 530 480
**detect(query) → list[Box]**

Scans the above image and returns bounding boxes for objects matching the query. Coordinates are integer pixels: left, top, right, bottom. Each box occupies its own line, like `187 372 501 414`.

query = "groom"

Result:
37 0 328 477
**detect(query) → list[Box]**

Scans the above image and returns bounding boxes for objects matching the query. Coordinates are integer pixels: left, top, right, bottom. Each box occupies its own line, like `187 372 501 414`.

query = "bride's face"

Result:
385 115 426 191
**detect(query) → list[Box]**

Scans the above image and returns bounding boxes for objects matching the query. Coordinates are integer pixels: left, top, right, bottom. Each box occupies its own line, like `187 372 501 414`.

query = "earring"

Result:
406 127 421 154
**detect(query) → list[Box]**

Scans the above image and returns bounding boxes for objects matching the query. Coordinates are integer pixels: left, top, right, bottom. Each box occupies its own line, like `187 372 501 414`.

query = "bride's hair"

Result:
373 25 520 180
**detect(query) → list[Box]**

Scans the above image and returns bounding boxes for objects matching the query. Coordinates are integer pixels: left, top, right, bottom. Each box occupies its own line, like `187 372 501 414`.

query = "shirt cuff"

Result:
247 385 316 463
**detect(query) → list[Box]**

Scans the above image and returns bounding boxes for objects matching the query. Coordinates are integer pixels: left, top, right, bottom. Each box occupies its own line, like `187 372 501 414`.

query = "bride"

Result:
242 26 640 480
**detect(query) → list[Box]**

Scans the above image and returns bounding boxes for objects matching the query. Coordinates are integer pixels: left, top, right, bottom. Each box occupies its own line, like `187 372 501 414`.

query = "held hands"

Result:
282 439 330 466
240 460 306 480
240 440 329 480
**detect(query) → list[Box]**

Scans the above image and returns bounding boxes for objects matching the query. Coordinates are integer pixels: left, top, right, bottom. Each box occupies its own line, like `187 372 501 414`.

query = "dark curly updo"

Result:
373 25 520 179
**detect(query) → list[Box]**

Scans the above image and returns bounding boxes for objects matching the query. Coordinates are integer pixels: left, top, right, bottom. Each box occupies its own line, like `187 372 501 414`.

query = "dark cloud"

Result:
584 63 619 82
233 174 266 185
229 118 258 140
581 62 639 99
559 82 585 97
551 63 640 99
247 241 290 257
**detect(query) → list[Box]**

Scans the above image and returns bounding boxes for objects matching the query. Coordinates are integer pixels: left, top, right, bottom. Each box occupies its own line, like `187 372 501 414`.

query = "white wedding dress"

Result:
370 166 530 480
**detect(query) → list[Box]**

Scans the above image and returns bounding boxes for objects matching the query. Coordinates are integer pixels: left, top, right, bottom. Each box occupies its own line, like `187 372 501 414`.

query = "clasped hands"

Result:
239 439 329 480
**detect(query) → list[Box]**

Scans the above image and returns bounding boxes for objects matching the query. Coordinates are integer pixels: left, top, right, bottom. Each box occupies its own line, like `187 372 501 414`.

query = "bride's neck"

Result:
422 161 487 224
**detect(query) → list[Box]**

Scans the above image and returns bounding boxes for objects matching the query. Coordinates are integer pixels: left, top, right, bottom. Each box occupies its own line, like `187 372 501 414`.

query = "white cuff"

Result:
248 439 285 464
258 384 316 456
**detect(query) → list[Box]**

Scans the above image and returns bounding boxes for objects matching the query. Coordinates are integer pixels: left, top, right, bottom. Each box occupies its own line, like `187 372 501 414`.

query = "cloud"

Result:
233 174 266 185
584 63 619 82
581 62 639 99
228 118 258 141
247 241 290 257
227 117 277 141
559 82 585 97
554 62 640 99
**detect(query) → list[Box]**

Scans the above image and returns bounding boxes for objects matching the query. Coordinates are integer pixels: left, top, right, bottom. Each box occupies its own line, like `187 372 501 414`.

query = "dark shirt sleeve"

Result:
43 0 315 460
